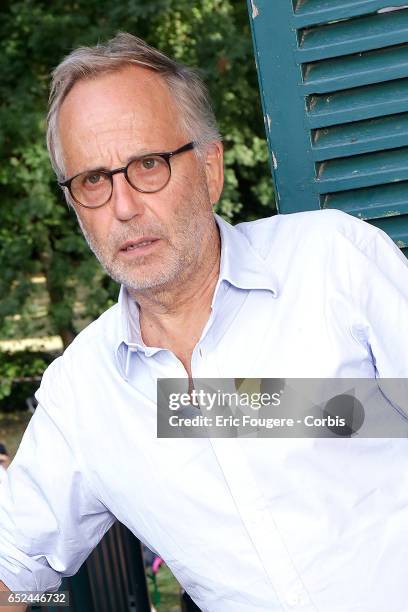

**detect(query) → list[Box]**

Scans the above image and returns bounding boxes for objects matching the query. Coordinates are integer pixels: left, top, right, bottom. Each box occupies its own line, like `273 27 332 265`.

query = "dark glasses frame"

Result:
58 141 196 208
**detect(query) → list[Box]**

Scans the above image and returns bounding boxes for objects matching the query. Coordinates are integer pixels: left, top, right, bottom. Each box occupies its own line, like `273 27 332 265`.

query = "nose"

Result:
110 171 146 221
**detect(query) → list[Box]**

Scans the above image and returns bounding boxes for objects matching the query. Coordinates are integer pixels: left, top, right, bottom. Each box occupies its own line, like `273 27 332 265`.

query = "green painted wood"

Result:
293 0 408 28
307 78 408 128
316 147 408 192
312 113 408 160
298 11 408 62
323 181 408 220
304 44 408 94
369 214 408 250
247 0 408 253
247 0 319 211
327 187 408 258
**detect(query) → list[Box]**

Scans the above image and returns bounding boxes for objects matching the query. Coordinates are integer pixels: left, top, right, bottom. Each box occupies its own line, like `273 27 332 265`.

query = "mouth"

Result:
118 237 160 255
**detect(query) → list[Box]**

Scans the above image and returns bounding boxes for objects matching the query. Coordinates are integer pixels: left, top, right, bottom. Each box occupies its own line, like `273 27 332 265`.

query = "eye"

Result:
84 172 104 186
141 157 159 170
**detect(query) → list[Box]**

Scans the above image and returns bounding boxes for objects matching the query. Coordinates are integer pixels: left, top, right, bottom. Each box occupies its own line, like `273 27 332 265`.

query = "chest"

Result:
189 286 373 378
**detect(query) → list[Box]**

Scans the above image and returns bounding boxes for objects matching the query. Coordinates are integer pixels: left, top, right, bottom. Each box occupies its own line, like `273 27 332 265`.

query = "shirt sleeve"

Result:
0 357 115 593
352 227 408 413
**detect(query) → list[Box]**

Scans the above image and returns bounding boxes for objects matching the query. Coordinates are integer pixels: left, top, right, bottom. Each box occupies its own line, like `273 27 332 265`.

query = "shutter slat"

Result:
248 0 408 253
369 214 408 250
316 147 408 192
293 0 408 28
323 181 408 220
312 113 408 160
307 78 408 128
304 44 408 94
298 11 408 62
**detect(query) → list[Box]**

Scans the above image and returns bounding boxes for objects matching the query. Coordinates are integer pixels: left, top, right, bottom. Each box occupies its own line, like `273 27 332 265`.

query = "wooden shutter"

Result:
247 0 408 255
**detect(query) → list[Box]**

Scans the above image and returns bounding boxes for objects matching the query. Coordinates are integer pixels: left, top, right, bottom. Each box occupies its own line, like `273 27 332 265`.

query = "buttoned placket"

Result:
206 437 317 611
188 285 316 611
120 268 316 608
180 408 317 610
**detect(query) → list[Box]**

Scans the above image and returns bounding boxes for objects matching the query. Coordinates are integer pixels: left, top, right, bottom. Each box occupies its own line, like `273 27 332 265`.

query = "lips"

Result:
119 237 159 252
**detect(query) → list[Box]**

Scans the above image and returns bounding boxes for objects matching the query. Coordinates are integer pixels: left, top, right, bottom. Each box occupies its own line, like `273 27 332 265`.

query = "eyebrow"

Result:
73 147 169 176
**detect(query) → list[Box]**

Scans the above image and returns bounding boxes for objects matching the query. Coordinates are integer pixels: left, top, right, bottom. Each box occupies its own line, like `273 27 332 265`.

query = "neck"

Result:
127 223 221 365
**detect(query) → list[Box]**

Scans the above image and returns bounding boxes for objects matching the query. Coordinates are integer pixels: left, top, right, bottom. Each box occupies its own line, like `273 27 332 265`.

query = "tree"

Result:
0 0 274 350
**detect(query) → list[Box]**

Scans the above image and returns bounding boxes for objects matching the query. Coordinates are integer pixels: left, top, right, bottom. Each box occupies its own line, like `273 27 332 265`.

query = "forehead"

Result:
58 65 184 173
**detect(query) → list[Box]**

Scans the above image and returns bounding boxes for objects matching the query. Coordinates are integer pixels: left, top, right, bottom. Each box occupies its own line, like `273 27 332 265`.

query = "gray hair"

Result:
47 32 221 179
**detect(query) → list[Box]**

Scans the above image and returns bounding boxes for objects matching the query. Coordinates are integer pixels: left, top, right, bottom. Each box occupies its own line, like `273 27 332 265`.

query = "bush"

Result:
0 351 55 409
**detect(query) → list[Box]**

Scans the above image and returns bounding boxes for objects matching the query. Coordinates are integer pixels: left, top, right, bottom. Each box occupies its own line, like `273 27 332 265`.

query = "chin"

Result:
108 267 178 292
97 249 187 292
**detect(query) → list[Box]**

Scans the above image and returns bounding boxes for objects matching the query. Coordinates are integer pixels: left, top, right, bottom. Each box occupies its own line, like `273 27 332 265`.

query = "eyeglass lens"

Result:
70 155 171 207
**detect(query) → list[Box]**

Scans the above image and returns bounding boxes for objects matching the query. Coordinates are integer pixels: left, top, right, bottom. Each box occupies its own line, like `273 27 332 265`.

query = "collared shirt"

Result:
0 210 407 611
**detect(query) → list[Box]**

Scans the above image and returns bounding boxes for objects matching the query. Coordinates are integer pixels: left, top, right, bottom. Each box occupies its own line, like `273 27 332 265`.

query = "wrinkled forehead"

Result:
57 65 185 173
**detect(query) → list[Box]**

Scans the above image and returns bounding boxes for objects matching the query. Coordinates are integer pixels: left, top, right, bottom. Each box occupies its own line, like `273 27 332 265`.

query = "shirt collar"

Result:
215 213 278 296
115 288 155 380
115 214 279 368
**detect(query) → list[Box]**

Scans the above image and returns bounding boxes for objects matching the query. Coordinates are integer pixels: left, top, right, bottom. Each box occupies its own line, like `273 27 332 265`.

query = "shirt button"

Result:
286 593 304 607
199 347 203 357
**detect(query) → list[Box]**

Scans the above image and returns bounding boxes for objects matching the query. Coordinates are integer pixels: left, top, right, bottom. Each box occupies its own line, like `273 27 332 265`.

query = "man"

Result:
0 32 407 612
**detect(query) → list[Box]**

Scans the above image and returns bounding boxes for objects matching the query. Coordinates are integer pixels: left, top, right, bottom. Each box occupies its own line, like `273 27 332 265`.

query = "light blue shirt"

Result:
0 210 408 611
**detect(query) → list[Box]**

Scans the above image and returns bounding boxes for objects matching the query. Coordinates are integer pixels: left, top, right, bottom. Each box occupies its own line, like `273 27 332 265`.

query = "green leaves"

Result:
0 0 275 358
0 351 52 402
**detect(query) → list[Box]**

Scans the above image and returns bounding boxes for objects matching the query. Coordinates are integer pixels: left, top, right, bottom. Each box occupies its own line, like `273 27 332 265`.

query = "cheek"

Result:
167 167 208 211
76 208 111 241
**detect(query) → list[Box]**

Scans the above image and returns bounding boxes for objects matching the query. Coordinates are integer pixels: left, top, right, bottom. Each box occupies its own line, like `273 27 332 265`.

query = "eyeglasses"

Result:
58 141 196 209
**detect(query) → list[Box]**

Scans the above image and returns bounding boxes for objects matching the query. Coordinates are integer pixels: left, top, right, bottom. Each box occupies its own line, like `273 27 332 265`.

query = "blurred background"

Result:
0 1 274 609
0 0 275 420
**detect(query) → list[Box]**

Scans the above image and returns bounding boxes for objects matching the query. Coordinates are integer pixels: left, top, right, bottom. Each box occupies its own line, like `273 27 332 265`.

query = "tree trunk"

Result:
40 241 77 350
58 326 77 350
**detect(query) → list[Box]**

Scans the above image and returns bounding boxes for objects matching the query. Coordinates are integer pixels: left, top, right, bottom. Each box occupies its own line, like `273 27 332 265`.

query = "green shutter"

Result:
247 0 408 255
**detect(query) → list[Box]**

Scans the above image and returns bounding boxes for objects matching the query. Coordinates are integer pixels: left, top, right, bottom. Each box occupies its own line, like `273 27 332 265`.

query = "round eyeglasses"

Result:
58 141 196 209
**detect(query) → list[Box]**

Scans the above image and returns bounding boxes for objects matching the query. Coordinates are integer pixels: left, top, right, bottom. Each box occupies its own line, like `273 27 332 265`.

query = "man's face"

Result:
57 65 223 293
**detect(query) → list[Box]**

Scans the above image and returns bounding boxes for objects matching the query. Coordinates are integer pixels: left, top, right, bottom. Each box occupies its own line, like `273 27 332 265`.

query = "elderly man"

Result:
0 32 408 612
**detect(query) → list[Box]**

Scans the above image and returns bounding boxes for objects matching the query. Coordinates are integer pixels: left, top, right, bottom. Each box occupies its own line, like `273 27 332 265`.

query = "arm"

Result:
0 356 114 595
0 581 26 612
351 227 408 413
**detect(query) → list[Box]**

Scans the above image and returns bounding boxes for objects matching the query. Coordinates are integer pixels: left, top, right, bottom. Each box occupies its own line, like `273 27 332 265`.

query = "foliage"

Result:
0 351 54 405
147 564 181 611
0 0 275 352
0 410 32 458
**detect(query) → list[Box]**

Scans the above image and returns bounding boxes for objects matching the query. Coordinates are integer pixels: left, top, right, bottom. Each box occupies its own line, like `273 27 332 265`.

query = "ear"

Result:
204 141 224 206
